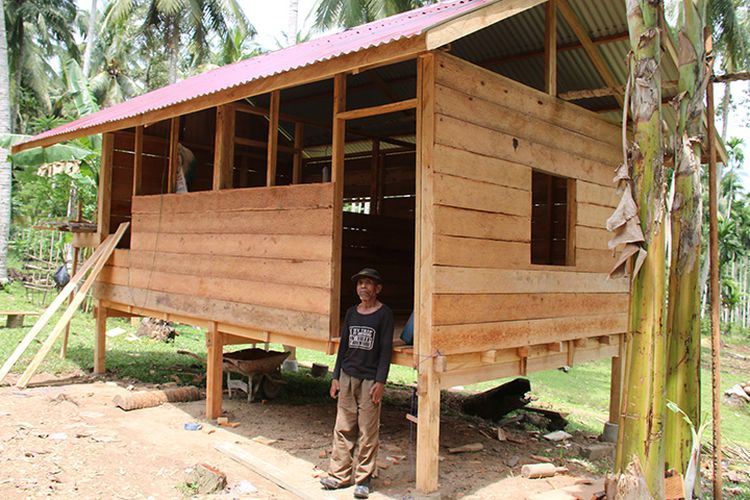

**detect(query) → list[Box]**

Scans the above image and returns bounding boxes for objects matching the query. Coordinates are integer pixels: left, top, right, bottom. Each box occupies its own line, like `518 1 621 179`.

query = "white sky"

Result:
75 0 749 190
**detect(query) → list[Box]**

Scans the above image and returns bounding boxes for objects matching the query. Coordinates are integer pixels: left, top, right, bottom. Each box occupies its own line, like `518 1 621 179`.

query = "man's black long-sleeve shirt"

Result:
333 304 394 383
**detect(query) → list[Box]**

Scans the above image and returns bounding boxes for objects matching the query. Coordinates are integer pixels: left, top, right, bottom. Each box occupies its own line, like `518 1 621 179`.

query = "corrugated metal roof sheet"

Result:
17 0 502 150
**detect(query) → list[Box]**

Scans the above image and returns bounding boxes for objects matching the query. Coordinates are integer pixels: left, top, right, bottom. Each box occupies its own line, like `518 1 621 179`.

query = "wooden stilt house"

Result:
15 0 721 491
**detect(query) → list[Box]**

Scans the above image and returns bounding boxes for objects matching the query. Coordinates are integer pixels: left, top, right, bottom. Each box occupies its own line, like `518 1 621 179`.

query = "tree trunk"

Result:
288 0 299 46
0 0 11 284
664 0 706 478
167 20 179 84
82 0 98 78
616 1 667 497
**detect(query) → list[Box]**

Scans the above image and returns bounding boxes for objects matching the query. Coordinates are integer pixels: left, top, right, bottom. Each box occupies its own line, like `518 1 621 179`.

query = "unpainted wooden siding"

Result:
429 52 629 355
95 183 335 339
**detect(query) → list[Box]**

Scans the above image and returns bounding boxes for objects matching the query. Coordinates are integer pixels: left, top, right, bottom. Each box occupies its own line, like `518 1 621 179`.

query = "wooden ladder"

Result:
0 223 129 388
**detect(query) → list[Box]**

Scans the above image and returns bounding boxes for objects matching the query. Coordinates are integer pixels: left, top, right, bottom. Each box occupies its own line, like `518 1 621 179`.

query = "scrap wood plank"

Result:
214 441 317 500
0 228 125 385
15 223 130 389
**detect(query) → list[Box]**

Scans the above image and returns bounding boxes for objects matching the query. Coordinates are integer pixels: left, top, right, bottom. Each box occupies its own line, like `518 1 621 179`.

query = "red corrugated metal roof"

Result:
18 0 499 150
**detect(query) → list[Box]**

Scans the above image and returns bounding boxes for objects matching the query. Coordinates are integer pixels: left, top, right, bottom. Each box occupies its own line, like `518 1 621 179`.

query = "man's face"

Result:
356 277 382 302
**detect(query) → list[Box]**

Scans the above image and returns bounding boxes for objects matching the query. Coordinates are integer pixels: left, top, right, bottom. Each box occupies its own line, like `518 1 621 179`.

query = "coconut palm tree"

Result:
312 0 435 30
4 0 79 131
104 0 253 84
0 0 11 284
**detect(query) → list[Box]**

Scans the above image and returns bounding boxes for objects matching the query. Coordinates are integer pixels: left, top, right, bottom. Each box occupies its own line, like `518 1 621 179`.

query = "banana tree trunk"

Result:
0 0 10 284
616 0 667 497
664 0 706 477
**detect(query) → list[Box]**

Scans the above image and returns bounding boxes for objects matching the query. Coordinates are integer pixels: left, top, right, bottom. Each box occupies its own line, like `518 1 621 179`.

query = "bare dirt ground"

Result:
0 373 609 499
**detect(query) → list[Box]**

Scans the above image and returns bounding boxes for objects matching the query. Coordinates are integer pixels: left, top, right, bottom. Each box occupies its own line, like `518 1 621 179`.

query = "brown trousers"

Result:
329 371 381 485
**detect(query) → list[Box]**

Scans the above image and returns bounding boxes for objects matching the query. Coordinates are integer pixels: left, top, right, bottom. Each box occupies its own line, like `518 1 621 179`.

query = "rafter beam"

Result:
557 0 623 106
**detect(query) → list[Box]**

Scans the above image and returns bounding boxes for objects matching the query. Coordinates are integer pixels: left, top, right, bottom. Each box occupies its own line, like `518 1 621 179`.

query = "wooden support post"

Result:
132 125 143 196
370 140 381 215
566 179 577 265
94 301 107 375
329 74 347 340
59 246 79 358
213 105 236 190
608 347 623 425
96 132 114 241
567 340 575 366
167 117 180 193
266 90 281 186
544 0 557 96
292 122 304 184
415 53 439 494
206 322 224 419
706 30 722 499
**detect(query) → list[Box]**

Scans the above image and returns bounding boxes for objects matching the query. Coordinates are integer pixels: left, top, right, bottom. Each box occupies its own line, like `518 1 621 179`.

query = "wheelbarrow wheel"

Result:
261 373 284 400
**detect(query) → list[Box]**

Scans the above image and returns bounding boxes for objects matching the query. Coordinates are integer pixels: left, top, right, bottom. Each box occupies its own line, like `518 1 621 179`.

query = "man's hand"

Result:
330 378 340 399
370 382 385 404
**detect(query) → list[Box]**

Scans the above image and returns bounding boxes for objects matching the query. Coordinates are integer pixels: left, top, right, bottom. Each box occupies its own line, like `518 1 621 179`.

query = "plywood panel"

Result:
434 52 621 147
433 313 628 354
433 144 530 190
432 292 628 325
434 235 529 268
99 266 329 315
131 232 331 261
435 114 616 187
434 267 629 294
434 83 620 166
434 173 529 216
111 250 332 289
94 283 329 339
434 205 530 242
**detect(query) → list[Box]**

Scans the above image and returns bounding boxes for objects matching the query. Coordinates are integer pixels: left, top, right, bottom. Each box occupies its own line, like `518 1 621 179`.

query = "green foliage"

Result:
312 0 435 30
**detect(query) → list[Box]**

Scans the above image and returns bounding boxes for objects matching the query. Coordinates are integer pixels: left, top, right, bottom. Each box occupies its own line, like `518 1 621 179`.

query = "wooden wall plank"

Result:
434 235 529 268
132 207 333 235
577 226 612 250
578 181 619 208
577 202 613 228
112 250 332 289
434 205 530 242
434 173 529 216
132 182 334 213
433 144 530 190
130 232 332 261
433 313 627 354
94 282 330 339
434 267 629 294
433 292 629 325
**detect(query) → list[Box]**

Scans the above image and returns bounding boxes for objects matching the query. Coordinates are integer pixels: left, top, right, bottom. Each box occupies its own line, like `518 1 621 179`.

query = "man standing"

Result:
321 268 394 499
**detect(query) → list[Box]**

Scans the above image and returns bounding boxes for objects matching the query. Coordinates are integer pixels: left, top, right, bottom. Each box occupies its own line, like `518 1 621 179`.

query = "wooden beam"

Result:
206 322 224 419
13 35 426 153
267 90 280 186
425 0 546 49
480 349 496 363
415 53 439 494
608 348 623 424
557 0 623 106
544 0 557 96
94 302 107 374
336 98 417 121
167 117 180 193
234 136 298 154
546 341 563 352
133 126 143 196
369 140 381 215
478 30 629 69
96 132 114 240
559 80 679 100
713 71 750 83
329 74 346 341
213 105 236 190
292 122 304 184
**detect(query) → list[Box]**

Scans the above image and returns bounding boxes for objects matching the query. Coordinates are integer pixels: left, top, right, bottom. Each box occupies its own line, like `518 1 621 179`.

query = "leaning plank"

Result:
15 223 129 389
0 231 119 384
214 442 317 500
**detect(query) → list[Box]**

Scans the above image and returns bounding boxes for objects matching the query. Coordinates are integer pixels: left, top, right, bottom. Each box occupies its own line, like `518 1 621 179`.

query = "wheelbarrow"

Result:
223 348 290 402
